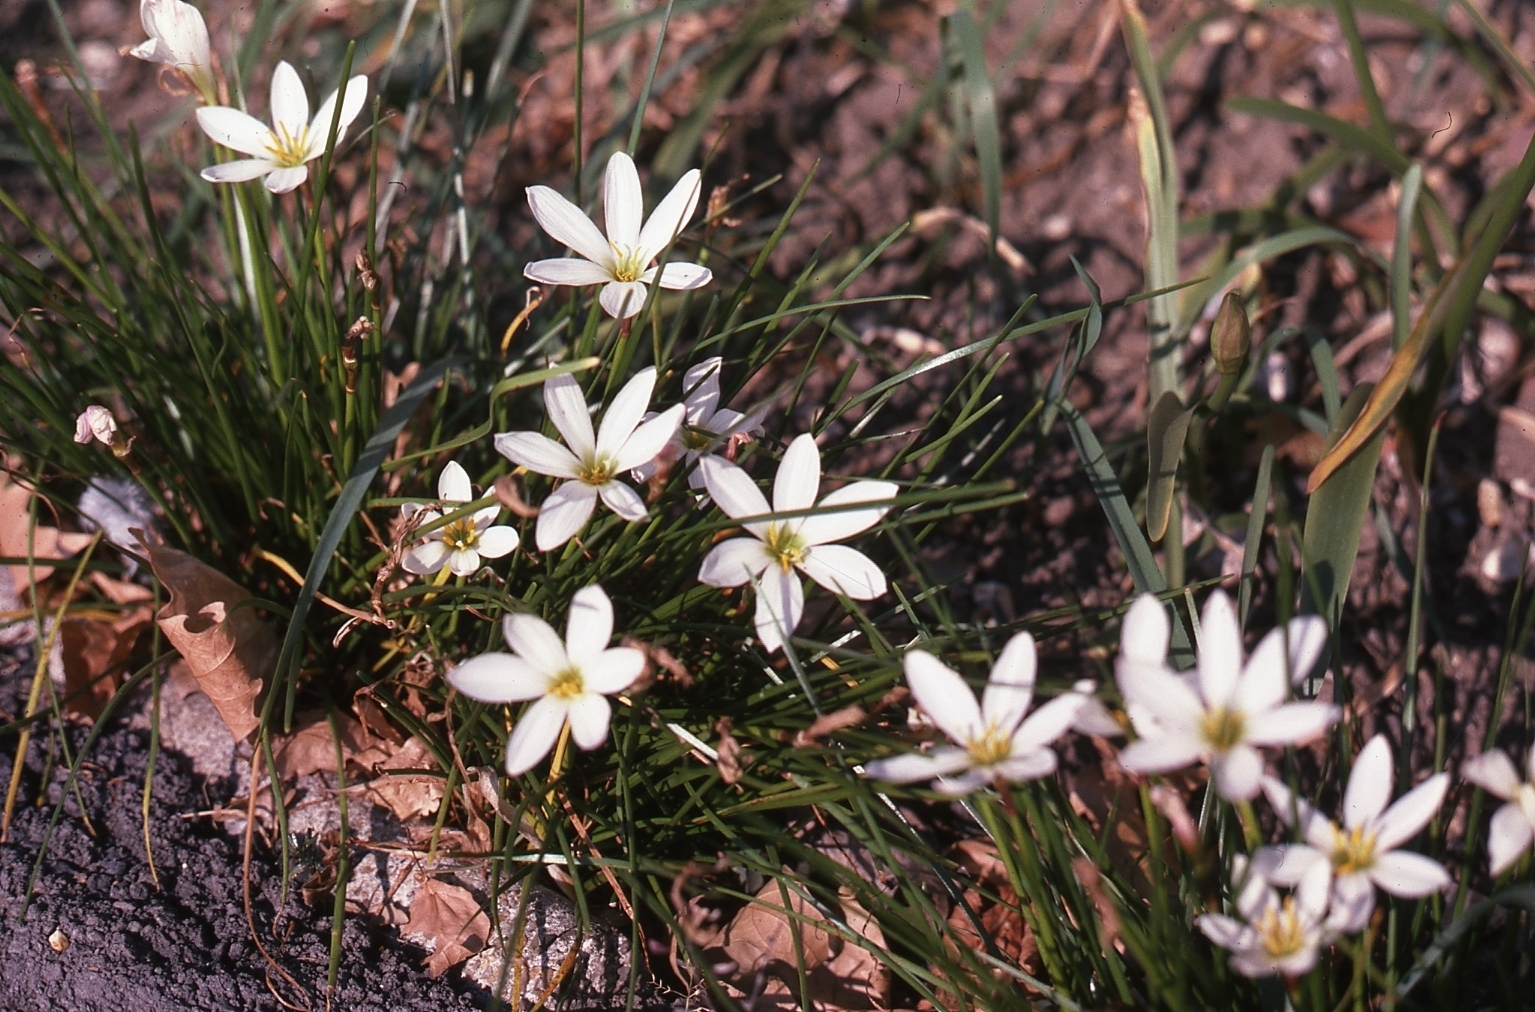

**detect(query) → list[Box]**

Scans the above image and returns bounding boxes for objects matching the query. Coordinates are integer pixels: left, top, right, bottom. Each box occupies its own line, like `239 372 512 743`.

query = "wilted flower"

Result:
863 633 1088 795
1199 856 1332 979
1462 746 1535 876
1115 591 1337 801
129 0 214 101
524 152 712 319
493 368 683 551
74 406 117 447
1260 735 1450 932
196 61 367 194
632 357 765 492
697 434 896 653
399 461 519 577
447 585 644 776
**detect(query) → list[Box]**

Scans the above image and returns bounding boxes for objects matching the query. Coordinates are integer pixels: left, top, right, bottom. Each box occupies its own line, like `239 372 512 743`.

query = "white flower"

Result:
1259 735 1450 933
195 60 367 194
493 368 684 552
1199 856 1332 979
398 461 519 577
631 357 765 491
447 585 644 776
1115 591 1338 801
523 152 712 319
863 633 1088 795
1462 747 1535 876
73 406 117 446
697 434 896 653
129 0 213 99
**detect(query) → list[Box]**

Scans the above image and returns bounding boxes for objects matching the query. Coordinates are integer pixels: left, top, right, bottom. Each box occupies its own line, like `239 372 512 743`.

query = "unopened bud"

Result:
1211 291 1251 375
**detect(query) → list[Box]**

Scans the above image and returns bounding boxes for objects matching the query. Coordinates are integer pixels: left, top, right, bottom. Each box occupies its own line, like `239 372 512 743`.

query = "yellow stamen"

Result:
265 121 312 168
1331 824 1378 875
578 452 617 486
965 725 1013 768
762 522 807 573
1202 706 1246 751
548 667 585 700
608 242 648 282
439 518 479 552
1257 897 1309 959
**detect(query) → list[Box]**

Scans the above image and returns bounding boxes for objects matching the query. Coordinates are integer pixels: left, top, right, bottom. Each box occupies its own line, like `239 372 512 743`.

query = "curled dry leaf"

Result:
931 839 1042 1005
402 877 490 977
0 471 93 590
714 717 745 785
146 541 276 741
363 736 446 821
792 704 867 748
273 712 382 782
55 607 153 720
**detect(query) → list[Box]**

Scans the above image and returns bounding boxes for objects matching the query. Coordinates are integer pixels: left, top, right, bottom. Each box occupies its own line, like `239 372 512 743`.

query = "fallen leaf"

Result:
402 877 490 977
146 541 277 740
54 607 152 720
792 704 867 748
714 716 745 785
363 736 446 821
0 472 93 590
274 713 379 781
88 571 155 604
935 839 1041 1004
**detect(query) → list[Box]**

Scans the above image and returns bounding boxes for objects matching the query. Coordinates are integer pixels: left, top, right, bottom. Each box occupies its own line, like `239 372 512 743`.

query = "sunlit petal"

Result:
566 693 613 750
599 280 649 319
1243 701 1339 747
1374 773 1449 853
503 612 568 674
526 185 615 268
524 257 615 286
583 647 645 695
903 650 982 744
448 652 546 703
1342 735 1394 830
564 584 614 667
981 633 1036 733
773 433 821 515
753 565 803 654
798 544 885 599
647 261 712 290
475 526 519 559
504 696 567 776
698 538 772 588
1118 733 1205 774
543 373 596 457
698 456 770 528
1462 749 1522 801
264 166 309 194
437 460 473 502
534 481 598 551
603 150 643 249
200 158 276 183
637 168 703 262
1010 693 1085 752
864 747 972 783
1211 743 1264 801
614 403 685 473
1487 801 1535 877
195 106 274 157
798 480 898 546
401 540 448 575
1197 590 1241 708
1369 851 1450 898
1121 594 1171 667
596 366 656 459
493 431 582 479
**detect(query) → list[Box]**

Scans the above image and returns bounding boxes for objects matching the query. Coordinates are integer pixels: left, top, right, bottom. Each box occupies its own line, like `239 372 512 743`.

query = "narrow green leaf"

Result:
1300 383 1386 628
1239 444 1275 629
1145 391 1196 543
1392 163 1424 348
951 7 1003 257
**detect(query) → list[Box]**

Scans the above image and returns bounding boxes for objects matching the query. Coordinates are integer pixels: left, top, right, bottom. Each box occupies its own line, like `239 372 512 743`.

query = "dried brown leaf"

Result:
273 713 380 781
0 473 93 590
403 877 490 977
793 704 867 748
147 542 276 740
363 736 445 821
56 606 152 720
714 717 745 785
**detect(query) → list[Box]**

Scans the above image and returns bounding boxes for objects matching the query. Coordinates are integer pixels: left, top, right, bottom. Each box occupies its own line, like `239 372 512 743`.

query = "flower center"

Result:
681 426 713 451
1331 824 1378 875
609 242 649 283
265 121 312 168
966 725 1013 768
440 518 479 552
548 667 585 700
1202 706 1246 751
578 453 617 486
762 522 807 573
1257 898 1308 959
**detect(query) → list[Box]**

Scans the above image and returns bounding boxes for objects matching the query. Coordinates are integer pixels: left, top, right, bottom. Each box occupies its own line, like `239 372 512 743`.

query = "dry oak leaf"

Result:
944 839 1040 985
0 472 93 590
55 607 152 720
402 877 490 977
363 735 446 821
702 880 891 1011
273 712 380 781
146 541 277 741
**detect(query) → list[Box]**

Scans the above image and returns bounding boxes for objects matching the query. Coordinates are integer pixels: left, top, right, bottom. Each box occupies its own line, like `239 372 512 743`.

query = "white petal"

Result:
503 612 569 674
564 584 614 668
1261 777 1325 837
698 538 772 588
269 61 310 138
566 693 613 750
1121 594 1171 667
682 357 723 417
526 185 616 269
981 632 1037 733
1462 750 1522 801
753 565 803 654
597 480 648 522
448 653 546 703
1374 773 1449 853
1243 701 1339 747
698 456 771 529
448 548 482 576
595 366 656 460
603 150 643 249
1117 731 1206 774
903 650 983 744
1343 735 1394 830
993 749 1058 782
774 434 821 514
1010 693 1085 752
524 257 615 286
1198 914 1252 951
614 403 685 473
1295 857 1334 920
1197 590 1242 708
140 0 210 69
1236 626 1290 717
1285 615 1329 685
1328 873 1376 934
1369 851 1450 898
307 74 368 153
1071 696 1124 737
437 460 473 502
195 106 275 157
637 168 703 262
600 280 649 319
583 647 645 695
264 166 310 193
1212 744 1264 801
864 747 972 783
504 696 567 775
200 158 277 183
401 540 449 575
798 480 898 547
534 481 598 551
1488 802 1535 876
799 544 885 600
1118 667 1206 732
646 261 713 290
1257 844 1329 887
933 768 997 796
543 373 596 457
493 431 582 479
476 526 519 559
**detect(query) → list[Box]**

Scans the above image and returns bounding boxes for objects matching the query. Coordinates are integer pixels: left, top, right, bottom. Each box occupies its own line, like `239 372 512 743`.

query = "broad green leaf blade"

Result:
1391 163 1424 349
1145 391 1196 543
1300 383 1386 628
952 7 1003 258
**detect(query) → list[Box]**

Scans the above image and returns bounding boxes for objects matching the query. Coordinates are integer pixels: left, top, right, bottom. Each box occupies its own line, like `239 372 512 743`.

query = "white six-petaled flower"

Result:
1199 855 1333 979
447 584 645 776
493 368 684 552
1115 591 1338 801
1462 746 1535 876
195 60 367 194
632 357 765 492
524 152 712 319
73 406 117 447
863 632 1089 795
1259 735 1450 933
129 0 214 100
399 461 519 578
697 434 896 653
